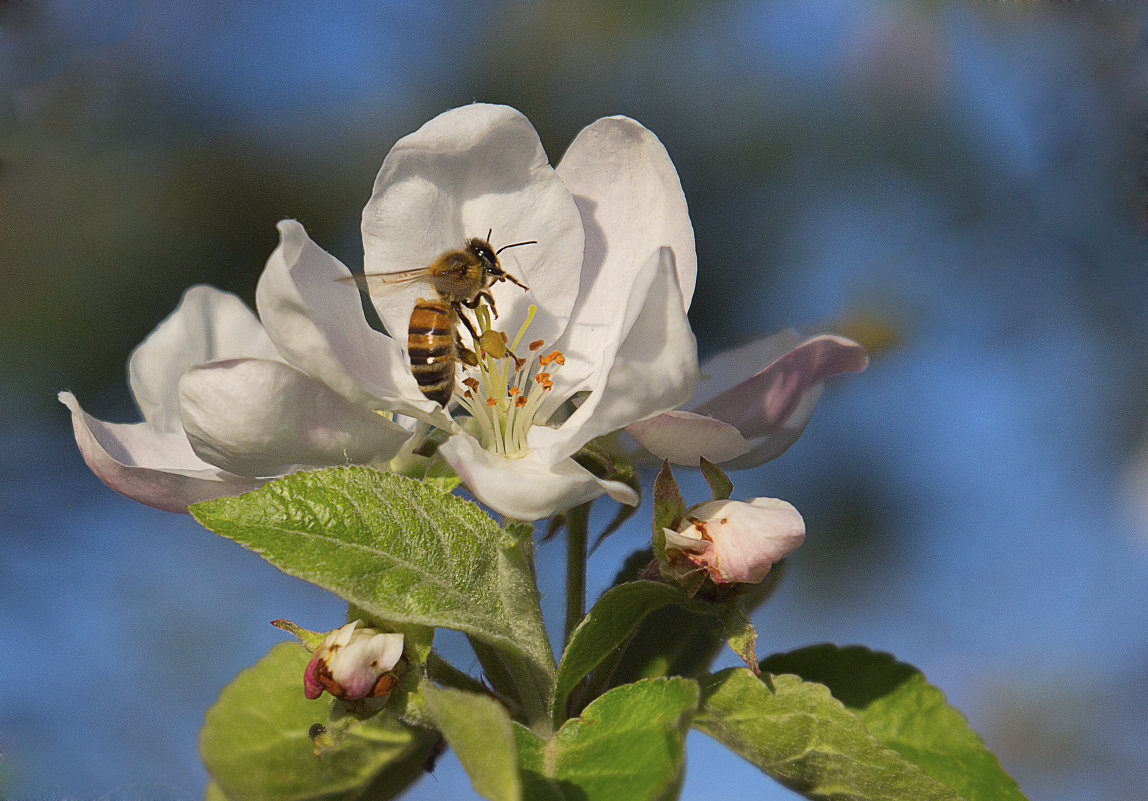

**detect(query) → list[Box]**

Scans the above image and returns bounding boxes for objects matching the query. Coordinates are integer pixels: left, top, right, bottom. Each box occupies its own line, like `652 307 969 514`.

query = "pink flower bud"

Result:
303 620 404 701
663 498 805 584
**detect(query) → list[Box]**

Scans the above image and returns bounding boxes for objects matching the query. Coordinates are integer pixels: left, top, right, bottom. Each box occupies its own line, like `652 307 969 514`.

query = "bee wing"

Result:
334 267 435 294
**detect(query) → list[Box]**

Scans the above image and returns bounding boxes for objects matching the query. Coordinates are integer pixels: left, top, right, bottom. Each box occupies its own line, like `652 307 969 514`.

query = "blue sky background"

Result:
2 2 1146 800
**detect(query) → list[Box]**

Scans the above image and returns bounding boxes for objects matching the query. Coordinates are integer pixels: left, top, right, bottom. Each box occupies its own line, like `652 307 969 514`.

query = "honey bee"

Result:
343 233 534 406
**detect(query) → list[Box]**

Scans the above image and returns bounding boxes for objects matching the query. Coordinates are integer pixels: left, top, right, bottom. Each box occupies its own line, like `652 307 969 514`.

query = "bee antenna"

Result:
486 227 493 242
496 240 538 255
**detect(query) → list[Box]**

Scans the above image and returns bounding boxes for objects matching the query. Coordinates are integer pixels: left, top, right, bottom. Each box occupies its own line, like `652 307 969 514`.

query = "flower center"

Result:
452 303 564 459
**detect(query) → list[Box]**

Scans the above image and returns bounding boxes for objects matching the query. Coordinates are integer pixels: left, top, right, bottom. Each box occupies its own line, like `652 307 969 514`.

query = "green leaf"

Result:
201 642 439 801
424 683 522 801
516 678 698 801
552 581 686 723
191 467 555 714
694 668 964 801
607 559 788 688
760 645 1027 801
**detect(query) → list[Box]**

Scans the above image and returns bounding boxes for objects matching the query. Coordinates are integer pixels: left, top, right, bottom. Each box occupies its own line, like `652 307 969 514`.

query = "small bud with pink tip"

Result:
302 620 404 701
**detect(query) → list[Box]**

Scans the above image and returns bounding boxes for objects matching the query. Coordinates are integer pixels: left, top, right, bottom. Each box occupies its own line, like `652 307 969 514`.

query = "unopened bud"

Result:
302 620 404 701
663 498 804 584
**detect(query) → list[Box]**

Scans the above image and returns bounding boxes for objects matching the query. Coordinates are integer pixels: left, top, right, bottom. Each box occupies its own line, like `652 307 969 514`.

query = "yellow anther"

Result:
479 329 507 359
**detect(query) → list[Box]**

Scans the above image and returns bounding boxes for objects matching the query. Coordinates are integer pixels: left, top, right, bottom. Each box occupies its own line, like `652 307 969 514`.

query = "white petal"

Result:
530 247 699 464
256 220 434 418
365 631 405 674
663 526 710 555
555 115 695 386
59 391 260 513
178 358 411 477
361 103 583 348
128 285 278 434
440 433 638 521
626 410 751 465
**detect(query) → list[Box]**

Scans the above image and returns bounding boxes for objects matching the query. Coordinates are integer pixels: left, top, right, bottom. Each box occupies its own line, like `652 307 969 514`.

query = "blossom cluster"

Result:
61 104 866 525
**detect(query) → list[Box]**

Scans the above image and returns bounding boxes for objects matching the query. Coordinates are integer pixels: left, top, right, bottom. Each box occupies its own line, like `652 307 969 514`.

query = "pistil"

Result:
453 303 563 458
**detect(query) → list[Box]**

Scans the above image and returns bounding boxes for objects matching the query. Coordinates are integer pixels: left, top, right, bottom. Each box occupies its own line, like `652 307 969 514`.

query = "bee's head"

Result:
472 232 534 291
467 237 499 274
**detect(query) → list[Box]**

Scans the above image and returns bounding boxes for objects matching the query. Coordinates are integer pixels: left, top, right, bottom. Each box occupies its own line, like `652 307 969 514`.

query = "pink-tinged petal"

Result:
59 391 260 513
303 651 325 699
693 334 868 439
626 410 751 465
554 115 696 387
530 247 699 465
688 329 805 408
361 103 583 348
256 220 434 419
668 498 805 584
178 358 412 478
440 433 638 521
128 285 278 434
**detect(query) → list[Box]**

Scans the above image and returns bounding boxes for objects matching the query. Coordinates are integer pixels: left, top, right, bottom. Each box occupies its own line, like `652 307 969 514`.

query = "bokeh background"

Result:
2 1 1146 799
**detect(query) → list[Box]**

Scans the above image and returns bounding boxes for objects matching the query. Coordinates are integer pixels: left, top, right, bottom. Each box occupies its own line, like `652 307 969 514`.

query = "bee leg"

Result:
454 305 481 341
455 331 479 367
463 291 498 318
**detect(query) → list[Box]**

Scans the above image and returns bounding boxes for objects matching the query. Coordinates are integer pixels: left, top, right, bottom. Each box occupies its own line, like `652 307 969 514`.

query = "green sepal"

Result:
651 461 685 567
269 619 327 651
699 457 733 500
722 605 760 675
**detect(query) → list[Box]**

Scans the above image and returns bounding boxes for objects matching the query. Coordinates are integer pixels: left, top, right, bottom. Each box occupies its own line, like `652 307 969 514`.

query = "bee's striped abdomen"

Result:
407 298 456 406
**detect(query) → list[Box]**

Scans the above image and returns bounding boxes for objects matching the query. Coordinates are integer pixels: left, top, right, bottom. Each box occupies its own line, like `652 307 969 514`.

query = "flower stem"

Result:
563 502 591 645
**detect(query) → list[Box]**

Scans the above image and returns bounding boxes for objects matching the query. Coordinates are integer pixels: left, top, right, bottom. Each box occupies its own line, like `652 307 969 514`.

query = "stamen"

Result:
486 397 498 407
529 339 544 351
508 386 520 395
515 396 527 407
463 377 480 391
539 350 565 367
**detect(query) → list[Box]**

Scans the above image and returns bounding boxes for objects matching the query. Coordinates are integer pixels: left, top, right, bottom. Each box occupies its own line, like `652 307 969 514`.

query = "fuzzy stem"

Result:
563 502 591 645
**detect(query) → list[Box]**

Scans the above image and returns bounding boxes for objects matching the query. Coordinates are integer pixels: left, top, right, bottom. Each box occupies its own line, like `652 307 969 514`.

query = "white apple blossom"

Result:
627 329 869 469
303 620 404 701
254 103 701 520
663 497 805 584
60 285 412 512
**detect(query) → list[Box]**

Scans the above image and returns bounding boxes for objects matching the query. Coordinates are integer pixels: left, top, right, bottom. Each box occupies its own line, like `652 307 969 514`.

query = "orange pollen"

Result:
539 350 565 366
515 395 528 407
486 397 498 407
462 377 480 391
535 372 551 382
463 390 473 399
508 386 520 396
529 339 545 351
